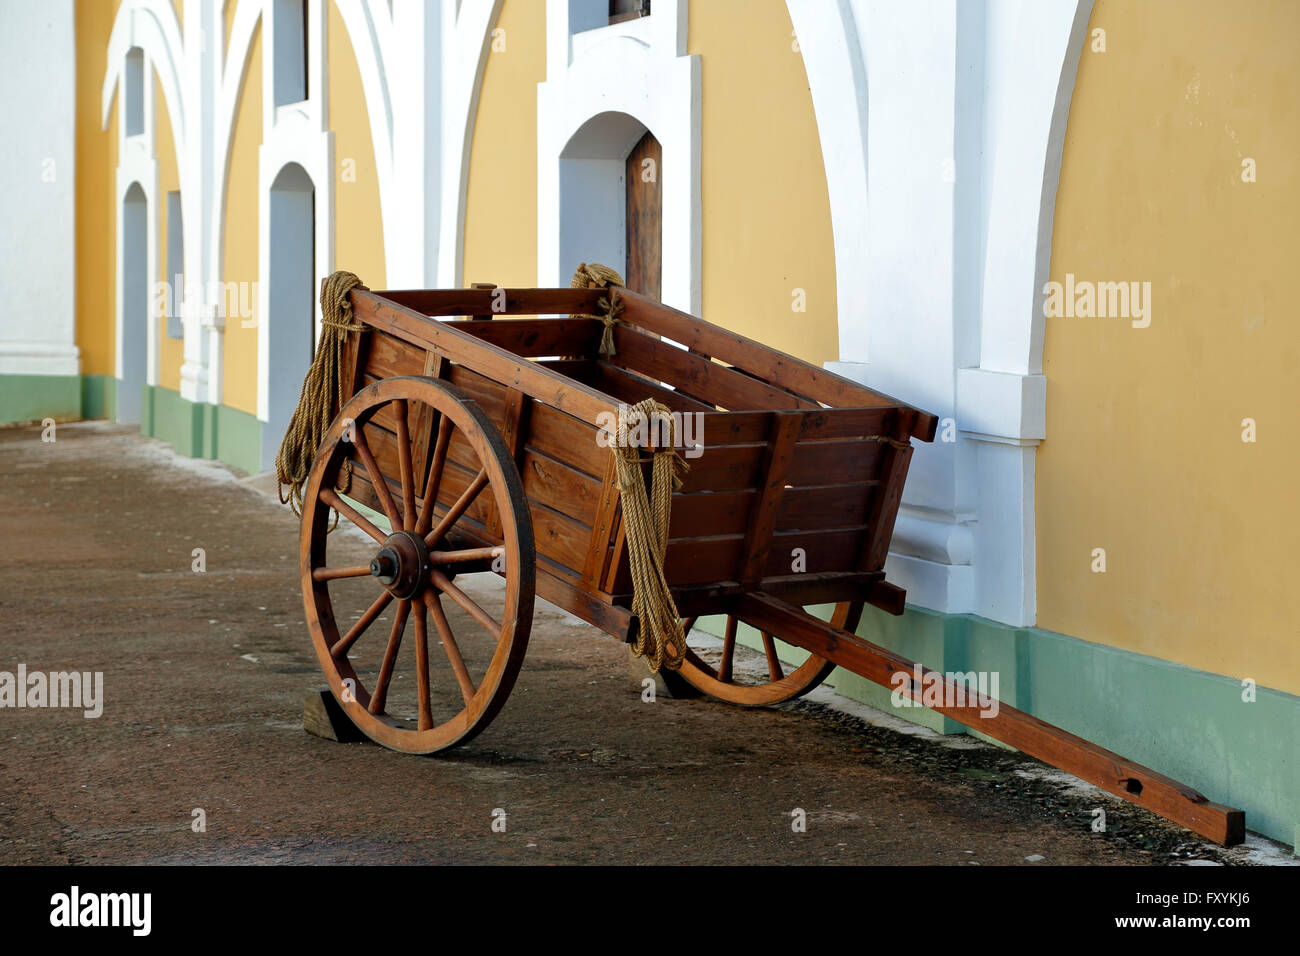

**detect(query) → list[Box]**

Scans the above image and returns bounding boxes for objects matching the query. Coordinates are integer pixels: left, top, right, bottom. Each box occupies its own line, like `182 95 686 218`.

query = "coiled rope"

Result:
614 398 690 672
276 270 367 515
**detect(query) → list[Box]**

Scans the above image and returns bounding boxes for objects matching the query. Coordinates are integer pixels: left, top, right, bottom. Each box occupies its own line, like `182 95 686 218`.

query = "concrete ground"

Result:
0 421 1289 866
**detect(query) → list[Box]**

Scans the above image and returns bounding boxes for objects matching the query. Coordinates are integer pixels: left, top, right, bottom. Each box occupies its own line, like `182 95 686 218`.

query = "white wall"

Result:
790 0 1092 627
0 0 80 380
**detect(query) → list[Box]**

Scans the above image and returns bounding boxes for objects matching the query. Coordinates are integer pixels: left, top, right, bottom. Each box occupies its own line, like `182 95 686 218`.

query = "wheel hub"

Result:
370 530 430 600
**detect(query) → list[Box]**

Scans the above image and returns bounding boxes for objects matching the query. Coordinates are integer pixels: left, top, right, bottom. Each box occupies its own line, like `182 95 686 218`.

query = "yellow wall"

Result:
1038 0 1300 693
155 74 183 393
462 0 546 288
75 0 119 377
688 0 836 367
328 2 386 288
221 9 262 415
461 1 836 367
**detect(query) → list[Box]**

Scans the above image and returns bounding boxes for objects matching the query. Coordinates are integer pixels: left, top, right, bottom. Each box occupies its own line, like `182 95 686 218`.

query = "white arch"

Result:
102 0 186 175
785 0 869 351
538 0 700 312
787 0 1094 626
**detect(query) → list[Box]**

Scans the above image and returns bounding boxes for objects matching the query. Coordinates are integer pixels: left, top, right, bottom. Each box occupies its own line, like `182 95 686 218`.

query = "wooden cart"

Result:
297 282 1244 846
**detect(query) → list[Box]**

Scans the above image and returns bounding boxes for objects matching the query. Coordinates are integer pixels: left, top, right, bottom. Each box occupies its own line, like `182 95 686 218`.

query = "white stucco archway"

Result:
538 0 699 312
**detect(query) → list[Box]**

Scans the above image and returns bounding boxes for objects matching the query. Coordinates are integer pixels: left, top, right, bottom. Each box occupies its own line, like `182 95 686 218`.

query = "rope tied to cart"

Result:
570 261 625 356
276 270 368 517
613 398 691 672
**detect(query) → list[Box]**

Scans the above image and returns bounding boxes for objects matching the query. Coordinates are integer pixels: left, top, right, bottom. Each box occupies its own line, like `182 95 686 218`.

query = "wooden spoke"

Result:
430 569 501 638
394 399 417 531
320 487 387 544
429 546 503 565
312 564 372 582
330 589 393 659
424 469 489 547
412 599 433 731
718 615 737 683
415 416 453 537
351 426 403 530
369 600 410 714
760 631 785 682
425 592 477 707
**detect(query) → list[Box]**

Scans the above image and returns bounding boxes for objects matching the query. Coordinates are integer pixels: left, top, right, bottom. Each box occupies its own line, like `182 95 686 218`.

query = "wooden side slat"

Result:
377 287 605 318
607 324 813 411
786 439 886 486
740 412 803 585
615 287 940 438
583 452 623 588
448 317 602 357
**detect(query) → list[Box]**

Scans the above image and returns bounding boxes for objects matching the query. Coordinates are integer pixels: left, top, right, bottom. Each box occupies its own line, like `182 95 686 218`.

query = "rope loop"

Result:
275 270 368 517
570 262 625 356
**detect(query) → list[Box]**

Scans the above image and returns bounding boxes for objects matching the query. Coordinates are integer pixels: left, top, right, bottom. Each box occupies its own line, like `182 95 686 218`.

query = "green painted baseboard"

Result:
697 606 1299 846
81 375 116 420
0 374 82 425
140 384 262 475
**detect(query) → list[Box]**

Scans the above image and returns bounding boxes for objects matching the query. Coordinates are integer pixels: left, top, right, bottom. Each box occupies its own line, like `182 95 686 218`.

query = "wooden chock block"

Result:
627 647 702 700
303 686 369 743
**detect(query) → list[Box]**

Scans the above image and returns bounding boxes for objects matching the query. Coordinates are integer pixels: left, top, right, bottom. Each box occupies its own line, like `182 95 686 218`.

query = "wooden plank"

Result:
520 448 603 526
775 483 874 532
740 412 802 585
447 317 602 357
364 328 428 379
859 439 913 572
694 408 901 445
470 282 498 321
615 287 940 438
484 388 530 539
607 324 813 411
786 439 885 486
764 527 867 577
667 489 755 539
375 287 605 317
677 443 766 493
583 451 623 588
586 361 716 414
737 592 1245 847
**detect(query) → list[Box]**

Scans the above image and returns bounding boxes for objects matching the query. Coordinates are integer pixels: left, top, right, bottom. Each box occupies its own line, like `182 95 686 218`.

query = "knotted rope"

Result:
276 270 367 515
613 398 690 672
570 262 625 356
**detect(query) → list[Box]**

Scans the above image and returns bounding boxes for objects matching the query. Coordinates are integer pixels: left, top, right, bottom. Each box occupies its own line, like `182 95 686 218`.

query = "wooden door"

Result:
625 130 662 300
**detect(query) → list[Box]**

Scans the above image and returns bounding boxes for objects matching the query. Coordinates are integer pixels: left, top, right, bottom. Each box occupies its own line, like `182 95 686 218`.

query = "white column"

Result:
0 0 80 380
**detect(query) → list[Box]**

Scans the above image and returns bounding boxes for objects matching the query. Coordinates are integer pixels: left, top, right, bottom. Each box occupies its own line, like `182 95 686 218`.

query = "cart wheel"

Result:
670 602 861 706
300 376 535 754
